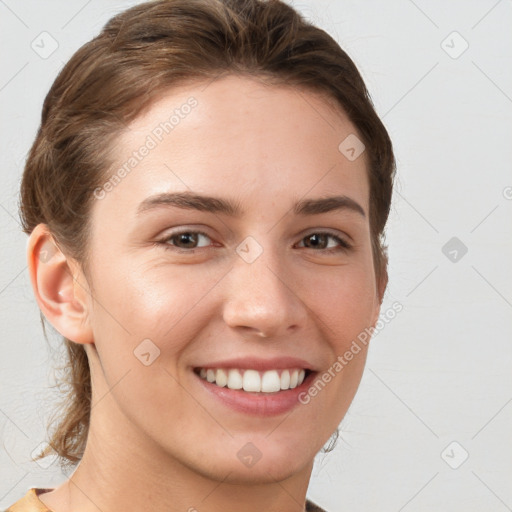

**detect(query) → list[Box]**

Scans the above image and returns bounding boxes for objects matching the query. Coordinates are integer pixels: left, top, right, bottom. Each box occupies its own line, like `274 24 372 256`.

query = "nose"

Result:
222 246 308 339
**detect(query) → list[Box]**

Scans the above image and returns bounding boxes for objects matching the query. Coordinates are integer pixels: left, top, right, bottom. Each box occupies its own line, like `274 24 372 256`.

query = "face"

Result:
80 74 383 483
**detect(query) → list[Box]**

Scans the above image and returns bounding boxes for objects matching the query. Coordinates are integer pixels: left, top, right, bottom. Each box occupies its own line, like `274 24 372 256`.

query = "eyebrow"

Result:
137 191 366 218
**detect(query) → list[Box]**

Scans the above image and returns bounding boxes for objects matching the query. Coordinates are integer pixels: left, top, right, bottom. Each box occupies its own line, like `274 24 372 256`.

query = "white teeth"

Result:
243 370 261 392
198 367 308 392
227 369 243 390
280 369 290 390
261 370 281 392
215 368 228 387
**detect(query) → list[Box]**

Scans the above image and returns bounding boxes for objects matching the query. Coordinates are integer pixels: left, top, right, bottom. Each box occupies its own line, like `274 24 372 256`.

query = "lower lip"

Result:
193 370 317 416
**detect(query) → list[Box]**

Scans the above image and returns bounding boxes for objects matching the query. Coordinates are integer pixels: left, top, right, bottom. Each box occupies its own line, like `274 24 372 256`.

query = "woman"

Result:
6 0 395 510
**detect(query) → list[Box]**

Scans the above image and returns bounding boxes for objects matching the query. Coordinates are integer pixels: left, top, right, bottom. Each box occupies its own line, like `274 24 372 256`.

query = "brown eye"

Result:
159 230 212 250
303 233 329 249
174 232 199 248
298 233 351 251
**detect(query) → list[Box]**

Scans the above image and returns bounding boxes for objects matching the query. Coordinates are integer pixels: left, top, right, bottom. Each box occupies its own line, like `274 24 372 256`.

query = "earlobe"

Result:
27 224 93 345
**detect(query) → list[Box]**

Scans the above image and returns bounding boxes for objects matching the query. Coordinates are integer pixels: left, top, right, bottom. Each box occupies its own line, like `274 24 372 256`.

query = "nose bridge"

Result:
222 238 305 337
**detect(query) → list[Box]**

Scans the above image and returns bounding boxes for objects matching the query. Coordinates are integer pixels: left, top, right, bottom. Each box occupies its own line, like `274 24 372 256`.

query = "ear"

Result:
27 223 93 345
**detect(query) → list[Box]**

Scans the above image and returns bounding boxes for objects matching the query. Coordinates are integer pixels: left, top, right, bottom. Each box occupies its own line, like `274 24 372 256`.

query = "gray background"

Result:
1 0 511 511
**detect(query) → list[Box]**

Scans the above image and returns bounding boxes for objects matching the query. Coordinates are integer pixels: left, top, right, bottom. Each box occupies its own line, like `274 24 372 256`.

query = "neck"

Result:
40 391 314 512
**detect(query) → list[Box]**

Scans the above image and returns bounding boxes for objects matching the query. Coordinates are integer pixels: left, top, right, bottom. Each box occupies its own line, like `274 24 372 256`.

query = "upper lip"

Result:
194 356 316 372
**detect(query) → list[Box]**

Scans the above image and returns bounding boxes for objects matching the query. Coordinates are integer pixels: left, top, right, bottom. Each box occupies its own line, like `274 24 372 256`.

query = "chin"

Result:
208 456 313 485
207 434 318 483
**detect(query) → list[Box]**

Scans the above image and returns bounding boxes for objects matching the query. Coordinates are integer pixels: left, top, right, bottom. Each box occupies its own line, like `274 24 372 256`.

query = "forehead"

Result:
99 74 370 217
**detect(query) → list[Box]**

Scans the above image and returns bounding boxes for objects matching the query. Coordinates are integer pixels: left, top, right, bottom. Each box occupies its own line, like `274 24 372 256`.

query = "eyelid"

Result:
158 228 213 246
157 227 352 253
297 230 352 250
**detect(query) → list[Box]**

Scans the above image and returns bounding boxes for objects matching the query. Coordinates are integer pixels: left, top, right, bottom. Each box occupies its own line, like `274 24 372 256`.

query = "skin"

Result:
29 74 386 512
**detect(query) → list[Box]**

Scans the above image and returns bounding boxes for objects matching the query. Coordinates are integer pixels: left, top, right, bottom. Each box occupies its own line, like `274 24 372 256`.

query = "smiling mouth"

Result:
194 367 312 393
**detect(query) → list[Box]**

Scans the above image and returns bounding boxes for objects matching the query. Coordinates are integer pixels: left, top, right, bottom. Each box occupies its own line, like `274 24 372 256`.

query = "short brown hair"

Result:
20 0 396 469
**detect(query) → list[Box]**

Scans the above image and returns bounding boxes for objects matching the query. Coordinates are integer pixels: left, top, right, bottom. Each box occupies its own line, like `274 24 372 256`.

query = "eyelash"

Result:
156 229 352 254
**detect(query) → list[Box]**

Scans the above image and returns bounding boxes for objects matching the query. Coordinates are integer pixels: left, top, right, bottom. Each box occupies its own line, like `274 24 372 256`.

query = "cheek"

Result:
89 258 222 353
306 261 378 347
299 266 375 430
89 247 377 361
86 262 221 431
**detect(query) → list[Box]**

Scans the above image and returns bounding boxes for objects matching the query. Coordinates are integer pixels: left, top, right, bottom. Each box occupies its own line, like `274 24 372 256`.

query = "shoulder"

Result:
306 498 328 512
4 489 326 512
3 488 53 512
